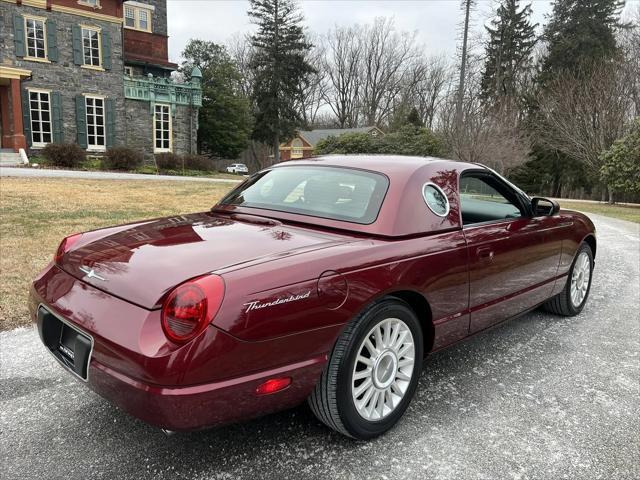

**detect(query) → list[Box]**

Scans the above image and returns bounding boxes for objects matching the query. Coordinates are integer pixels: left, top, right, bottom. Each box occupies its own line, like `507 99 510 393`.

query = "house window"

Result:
291 138 304 159
154 104 171 152
124 5 152 32
25 16 47 59
29 90 52 147
85 96 106 151
124 66 133 77
78 0 101 8
81 26 101 67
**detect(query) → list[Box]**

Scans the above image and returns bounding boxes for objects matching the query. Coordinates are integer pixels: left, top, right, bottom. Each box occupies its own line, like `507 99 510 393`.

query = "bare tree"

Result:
227 33 255 100
619 5 640 117
359 18 420 126
534 60 636 202
322 24 363 128
440 55 530 172
295 34 328 128
412 55 451 129
455 0 476 126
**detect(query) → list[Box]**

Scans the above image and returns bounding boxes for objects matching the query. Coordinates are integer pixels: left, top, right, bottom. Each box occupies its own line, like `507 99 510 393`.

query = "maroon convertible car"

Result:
30 156 596 439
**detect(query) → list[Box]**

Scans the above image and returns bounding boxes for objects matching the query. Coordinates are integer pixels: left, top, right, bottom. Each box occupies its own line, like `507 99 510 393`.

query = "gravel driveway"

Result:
1 213 638 480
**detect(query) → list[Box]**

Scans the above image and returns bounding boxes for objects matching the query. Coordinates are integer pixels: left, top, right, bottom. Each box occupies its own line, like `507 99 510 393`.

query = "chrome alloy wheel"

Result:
570 251 591 308
351 318 415 421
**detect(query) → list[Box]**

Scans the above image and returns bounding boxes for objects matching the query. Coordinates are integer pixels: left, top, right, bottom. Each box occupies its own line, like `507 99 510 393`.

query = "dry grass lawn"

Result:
559 201 640 223
0 177 233 331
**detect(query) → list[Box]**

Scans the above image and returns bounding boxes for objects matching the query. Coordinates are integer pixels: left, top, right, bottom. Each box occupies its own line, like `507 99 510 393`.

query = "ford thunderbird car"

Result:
30 156 596 439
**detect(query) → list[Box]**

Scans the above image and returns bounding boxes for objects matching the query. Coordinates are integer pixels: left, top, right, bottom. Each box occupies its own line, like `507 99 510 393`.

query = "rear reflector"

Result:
255 377 292 395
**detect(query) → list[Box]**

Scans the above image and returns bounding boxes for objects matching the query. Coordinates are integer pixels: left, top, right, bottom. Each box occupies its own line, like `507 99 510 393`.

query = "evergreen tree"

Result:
181 40 252 158
248 0 314 161
539 0 625 82
406 107 423 128
480 0 537 106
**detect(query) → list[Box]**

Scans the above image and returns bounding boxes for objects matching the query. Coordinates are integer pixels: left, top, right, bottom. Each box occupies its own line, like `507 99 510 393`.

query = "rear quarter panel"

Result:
213 230 470 352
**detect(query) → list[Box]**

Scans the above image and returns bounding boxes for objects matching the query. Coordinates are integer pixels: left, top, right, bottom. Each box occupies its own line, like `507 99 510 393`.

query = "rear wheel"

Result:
544 242 594 316
308 299 423 439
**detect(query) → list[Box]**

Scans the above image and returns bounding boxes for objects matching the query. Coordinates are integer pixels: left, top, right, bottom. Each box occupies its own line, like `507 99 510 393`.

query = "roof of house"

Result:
297 126 382 147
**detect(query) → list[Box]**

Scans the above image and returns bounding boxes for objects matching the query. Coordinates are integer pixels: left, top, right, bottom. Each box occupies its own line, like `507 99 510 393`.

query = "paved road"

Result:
1 213 638 480
0 166 242 183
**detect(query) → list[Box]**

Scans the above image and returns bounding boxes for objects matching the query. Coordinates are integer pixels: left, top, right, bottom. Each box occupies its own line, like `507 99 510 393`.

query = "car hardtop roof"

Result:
271 155 482 180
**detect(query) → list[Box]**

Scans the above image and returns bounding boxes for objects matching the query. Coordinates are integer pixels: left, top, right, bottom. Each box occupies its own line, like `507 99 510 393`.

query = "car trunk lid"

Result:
58 212 350 309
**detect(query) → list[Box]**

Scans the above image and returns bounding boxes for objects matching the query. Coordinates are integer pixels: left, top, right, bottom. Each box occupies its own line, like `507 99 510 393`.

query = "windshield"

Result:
219 166 389 224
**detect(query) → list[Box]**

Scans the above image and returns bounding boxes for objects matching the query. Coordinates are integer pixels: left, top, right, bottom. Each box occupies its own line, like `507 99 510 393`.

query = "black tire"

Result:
308 298 423 439
544 242 594 316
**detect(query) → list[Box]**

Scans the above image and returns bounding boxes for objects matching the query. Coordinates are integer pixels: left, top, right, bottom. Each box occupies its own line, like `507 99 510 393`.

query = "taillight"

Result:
161 274 225 344
54 233 82 264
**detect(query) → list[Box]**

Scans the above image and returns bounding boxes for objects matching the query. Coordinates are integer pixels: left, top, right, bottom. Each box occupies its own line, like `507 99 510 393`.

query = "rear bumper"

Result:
88 354 326 431
30 264 333 431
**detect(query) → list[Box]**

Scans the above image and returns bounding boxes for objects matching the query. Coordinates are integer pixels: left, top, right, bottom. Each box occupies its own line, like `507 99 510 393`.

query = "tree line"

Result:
180 0 639 202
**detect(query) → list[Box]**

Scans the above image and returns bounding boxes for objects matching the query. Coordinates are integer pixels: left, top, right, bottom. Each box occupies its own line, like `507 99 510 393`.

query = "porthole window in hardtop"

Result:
422 183 450 217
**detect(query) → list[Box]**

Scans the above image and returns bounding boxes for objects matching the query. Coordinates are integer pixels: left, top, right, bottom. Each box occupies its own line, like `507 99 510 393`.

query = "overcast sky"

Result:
166 0 556 63
166 0 638 64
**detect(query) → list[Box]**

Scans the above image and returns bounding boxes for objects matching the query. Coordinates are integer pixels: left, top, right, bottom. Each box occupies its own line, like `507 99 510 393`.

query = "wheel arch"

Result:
583 234 597 258
386 290 435 354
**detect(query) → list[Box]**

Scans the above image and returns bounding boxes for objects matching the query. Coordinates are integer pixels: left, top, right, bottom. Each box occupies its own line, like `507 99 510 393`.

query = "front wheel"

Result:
308 299 423 439
544 242 594 316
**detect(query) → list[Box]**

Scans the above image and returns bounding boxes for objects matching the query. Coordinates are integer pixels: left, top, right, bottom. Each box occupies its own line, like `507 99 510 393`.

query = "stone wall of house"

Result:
0 2 125 155
125 99 198 162
174 104 198 156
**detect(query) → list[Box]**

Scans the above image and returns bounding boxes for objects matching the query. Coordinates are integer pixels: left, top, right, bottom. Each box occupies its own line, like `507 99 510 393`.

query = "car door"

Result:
460 170 561 333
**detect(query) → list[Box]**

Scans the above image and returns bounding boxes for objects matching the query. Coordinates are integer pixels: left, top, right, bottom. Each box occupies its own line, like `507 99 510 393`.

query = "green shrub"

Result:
183 154 214 171
600 118 640 195
41 143 86 168
315 127 442 157
103 147 143 171
155 152 182 170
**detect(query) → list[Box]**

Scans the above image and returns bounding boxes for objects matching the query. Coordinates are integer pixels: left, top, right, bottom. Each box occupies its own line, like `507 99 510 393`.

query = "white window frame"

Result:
81 25 102 69
28 89 52 148
153 104 172 153
85 95 106 152
124 66 134 77
24 15 48 61
124 4 153 32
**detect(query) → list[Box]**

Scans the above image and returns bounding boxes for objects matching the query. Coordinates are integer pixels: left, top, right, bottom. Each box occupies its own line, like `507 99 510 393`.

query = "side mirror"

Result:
531 197 560 217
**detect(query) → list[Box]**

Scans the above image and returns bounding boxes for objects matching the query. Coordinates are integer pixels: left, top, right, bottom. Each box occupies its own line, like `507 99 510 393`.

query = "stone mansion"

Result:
0 0 201 159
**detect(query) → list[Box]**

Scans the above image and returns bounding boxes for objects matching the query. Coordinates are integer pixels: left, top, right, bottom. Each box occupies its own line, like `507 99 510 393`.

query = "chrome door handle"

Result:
477 247 494 261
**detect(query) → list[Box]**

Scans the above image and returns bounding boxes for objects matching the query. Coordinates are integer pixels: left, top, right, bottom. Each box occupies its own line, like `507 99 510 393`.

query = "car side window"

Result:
460 174 523 226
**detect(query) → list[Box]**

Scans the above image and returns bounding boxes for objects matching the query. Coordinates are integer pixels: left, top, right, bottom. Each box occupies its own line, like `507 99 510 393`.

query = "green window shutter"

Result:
105 98 116 148
51 92 64 143
101 30 112 70
13 14 25 58
72 25 83 65
21 89 32 147
46 20 59 62
75 95 87 149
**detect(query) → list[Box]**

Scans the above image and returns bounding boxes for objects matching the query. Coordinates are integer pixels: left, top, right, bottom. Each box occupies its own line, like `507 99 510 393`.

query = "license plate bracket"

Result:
37 306 93 381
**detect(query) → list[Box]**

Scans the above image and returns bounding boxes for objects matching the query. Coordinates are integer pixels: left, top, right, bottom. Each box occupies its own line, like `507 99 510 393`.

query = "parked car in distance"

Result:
30 155 596 439
226 163 249 174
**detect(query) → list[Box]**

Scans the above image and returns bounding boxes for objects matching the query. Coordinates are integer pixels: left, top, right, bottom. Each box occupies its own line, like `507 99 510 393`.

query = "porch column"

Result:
9 78 27 151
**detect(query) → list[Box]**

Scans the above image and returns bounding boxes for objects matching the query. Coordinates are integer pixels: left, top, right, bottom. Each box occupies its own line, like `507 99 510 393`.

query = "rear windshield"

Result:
219 166 389 224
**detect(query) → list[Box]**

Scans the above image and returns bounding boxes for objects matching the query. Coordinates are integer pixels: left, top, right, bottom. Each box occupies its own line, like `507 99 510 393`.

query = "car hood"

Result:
58 212 351 309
